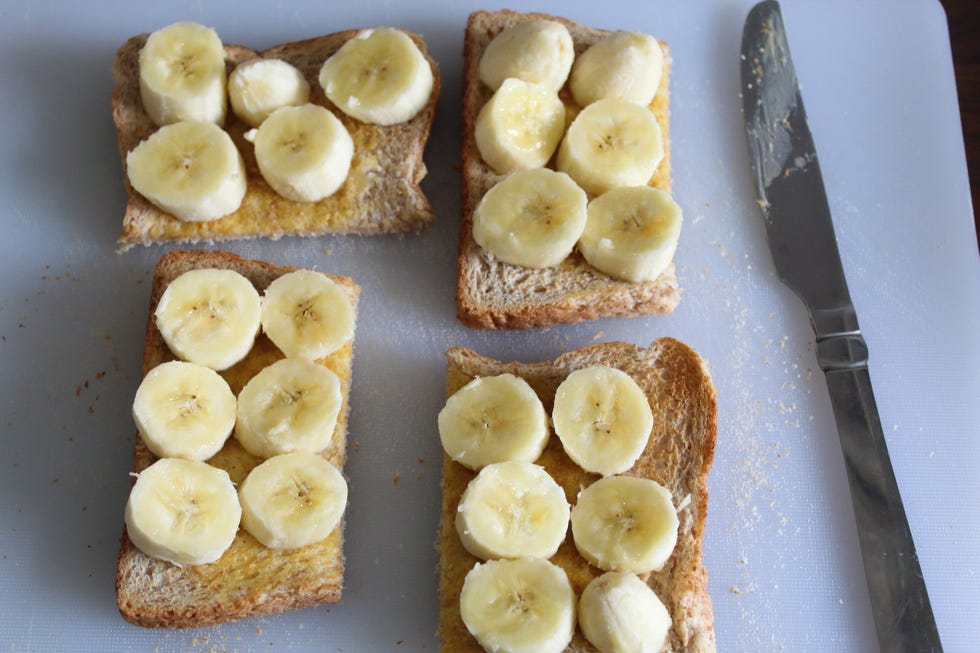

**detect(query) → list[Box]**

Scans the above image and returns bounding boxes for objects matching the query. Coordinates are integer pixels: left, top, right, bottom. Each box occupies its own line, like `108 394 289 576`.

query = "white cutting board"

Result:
0 1 976 651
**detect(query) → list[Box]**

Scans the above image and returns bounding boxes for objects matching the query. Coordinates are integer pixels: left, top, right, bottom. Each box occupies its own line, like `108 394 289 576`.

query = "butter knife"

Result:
740 2 942 650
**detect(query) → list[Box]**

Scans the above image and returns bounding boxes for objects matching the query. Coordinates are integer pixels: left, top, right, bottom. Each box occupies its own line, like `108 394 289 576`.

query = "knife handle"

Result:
820 336 943 652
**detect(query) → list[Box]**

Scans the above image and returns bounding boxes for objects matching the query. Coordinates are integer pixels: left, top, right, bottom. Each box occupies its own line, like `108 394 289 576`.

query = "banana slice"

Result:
126 121 247 223
238 452 347 549
235 358 343 459
155 268 261 370
125 458 241 567
571 475 678 574
228 58 311 127
138 21 227 126
570 31 664 107
456 461 570 560
460 558 576 653
260 269 355 360
556 98 664 196
580 186 683 282
578 571 672 653
132 361 236 461
472 168 587 269
318 27 434 126
438 374 549 471
552 366 653 476
478 19 574 92
244 104 353 203
475 78 565 174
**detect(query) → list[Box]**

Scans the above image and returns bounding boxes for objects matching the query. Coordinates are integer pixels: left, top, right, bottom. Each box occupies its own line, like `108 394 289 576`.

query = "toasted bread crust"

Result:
112 29 440 251
115 250 359 628
457 10 679 329
438 339 717 652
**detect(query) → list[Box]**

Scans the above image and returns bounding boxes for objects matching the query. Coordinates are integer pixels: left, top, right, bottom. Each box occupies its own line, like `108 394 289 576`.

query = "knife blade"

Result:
740 2 942 651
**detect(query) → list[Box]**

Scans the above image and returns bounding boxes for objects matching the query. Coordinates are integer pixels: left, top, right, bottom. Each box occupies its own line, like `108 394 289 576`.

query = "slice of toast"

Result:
112 29 440 252
116 250 359 628
457 10 679 329
438 340 717 652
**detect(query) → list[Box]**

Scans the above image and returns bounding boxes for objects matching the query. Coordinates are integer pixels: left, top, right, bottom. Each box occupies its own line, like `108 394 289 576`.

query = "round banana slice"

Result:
472 168 587 269
319 27 434 125
239 452 348 549
133 361 236 461
438 373 549 471
553 366 653 476
154 268 261 371
235 358 343 459
475 78 565 174
580 186 683 282
570 31 664 107
126 121 247 223
125 458 241 567
478 19 574 92
245 104 354 203
228 58 311 127
456 461 570 560
571 475 678 573
261 269 355 360
578 571 672 653
461 557 576 653
139 21 227 126
556 98 664 196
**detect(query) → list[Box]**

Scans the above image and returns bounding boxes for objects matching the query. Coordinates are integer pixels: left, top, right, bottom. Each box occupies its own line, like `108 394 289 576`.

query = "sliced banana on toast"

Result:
154 268 261 370
261 269 355 360
455 461 570 560
132 360 236 461
138 21 227 126
438 373 549 470
571 475 679 574
472 168 587 269
578 571 672 653
239 452 348 550
228 58 310 128
245 104 354 203
475 78 565 174
319 27 434 126
570 31 664 107
478 19 574 92
125 458 241 567
552 365 654 476
460 557 576 653
235 358 343 459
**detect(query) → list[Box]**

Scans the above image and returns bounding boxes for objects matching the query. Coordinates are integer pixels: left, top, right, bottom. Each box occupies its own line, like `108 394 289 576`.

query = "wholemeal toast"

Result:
112 29 440 252
457 10 679 329
438 340 717 652
116 250 359 628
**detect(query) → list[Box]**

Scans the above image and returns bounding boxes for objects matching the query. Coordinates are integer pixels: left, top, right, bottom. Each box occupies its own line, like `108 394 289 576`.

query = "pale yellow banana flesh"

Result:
239 452 347 549
260 269 355 360
438 373 549 471
132 360 236 461
578 571 672 653
455 461 570 560
246 104 353 203
125 458 241 567
478 19 574 92
319 28 433 125
126 120 247 223
154 268 261 371
234 358 343 459
472 168 587 269
580 186 683 282
460 558 576 653
475 78 565 174
570 31 664 107
571 475 678 573
138 21 227 126
556 98 664 196
228 58 311 128
552 366 654 476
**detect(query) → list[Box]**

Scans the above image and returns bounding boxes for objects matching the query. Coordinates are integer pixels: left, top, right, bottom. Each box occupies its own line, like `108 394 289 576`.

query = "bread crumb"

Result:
417 457 425 464
256 627 262 636
323 248 333 255
392 472 400 485
730 586 742 594
591 331 604 341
